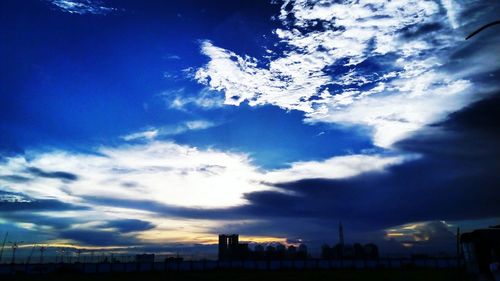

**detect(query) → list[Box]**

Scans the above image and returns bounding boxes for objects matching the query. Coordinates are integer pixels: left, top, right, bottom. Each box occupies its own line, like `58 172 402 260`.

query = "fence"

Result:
0 257 463 275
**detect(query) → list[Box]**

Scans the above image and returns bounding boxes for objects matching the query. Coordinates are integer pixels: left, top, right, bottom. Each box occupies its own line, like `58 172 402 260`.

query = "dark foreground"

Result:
1 269 474 281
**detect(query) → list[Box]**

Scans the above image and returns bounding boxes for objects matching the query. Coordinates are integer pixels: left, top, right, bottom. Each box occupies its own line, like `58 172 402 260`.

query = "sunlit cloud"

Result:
385 221 456 249
194 0 489 148
263 154 410 183
0 136 404 245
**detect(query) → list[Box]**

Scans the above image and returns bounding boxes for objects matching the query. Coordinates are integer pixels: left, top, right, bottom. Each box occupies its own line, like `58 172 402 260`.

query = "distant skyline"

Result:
0 0 499 256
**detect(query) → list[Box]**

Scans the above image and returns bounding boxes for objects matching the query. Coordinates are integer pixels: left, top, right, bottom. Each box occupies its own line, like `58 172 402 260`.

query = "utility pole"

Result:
57 248 66 263
9 241 22 264
26 244 37 264
39 246 46 264
339 221 344 246
0 232 7 263
76 249 82 263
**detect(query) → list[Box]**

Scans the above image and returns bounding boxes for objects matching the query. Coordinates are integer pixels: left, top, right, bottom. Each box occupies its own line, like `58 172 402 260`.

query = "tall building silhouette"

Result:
218 234 246 260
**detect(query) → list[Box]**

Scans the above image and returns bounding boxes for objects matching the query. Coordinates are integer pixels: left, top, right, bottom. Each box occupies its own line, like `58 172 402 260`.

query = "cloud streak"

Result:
47 0 116 15
122 120 216 141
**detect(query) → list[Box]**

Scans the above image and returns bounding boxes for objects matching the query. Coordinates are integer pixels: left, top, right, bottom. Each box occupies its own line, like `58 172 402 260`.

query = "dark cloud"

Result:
59 229 138 246
26 167 79 181
0 198 87 212
106 219 155 233
0 190 88 212
1 211 77 231
267 93 499 213
0 175 31 183
240 93 500 239
168 93 497 253
400 22 444 39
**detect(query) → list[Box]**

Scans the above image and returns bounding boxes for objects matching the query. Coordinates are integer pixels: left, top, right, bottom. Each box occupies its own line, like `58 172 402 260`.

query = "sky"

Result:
0 0 499 258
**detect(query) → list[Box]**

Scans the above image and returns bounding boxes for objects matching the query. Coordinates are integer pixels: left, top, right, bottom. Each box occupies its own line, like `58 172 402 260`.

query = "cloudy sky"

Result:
1 0 499 257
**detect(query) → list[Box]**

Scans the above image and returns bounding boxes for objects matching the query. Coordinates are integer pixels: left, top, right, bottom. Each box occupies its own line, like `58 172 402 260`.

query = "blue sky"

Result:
1 0 499 257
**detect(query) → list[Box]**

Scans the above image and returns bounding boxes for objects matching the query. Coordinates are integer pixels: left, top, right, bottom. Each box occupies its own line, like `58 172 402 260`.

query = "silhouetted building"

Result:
276 243 286 259
253 244 264 259
461 226 500 277
135 254 154 263
333 243 344 258
218 234 250 260
321 244 332 259
218 234 310 260
343 244 354 258
297 244 308 259
322 243 379 260
319 222 379 260
264 245 275 259
164 256 183 262
363 243 379 259
354 243 364 259
287 245 297 259
254 244 264 252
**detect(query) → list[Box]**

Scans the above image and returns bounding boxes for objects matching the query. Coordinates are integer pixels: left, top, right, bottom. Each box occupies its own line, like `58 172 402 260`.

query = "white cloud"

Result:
306 77 473 147
0 140 408 243
194 0 482 148
122 129 159 141
0 142 404 209
121 120 216 141
0 142 262 208
264 154 410 183
163 54 181 60
162 88 225 111
48 0 116 15
441 0 460 29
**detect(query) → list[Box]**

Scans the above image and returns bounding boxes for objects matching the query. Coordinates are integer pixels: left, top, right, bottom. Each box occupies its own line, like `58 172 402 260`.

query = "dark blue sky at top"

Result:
0 0 373 168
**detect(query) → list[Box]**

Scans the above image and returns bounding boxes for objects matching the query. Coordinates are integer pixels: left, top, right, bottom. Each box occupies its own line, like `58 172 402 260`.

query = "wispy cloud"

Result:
161 88 225 111
194 0 495 148
441 0 460 29
47 0 116 15
264 154 409 184
122 120 216 141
